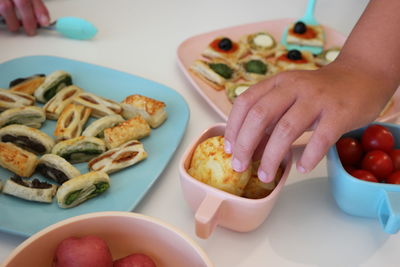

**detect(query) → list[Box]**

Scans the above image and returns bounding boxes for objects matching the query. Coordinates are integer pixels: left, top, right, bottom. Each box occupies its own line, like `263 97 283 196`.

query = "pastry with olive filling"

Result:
52 136 106 163
56 171 110 208
9 74 45 95
88 140 147 174
54 103 92 141
121 94 167 128
36 154 81 184
225 81 255 103
73 92 122 118
241 32 277 58
238 55 278 82
0 89 35 112
190 59 239 91
82 114 125 138
103 116 151 149
315 47 341 66
286 21 324 47
34 70 73 103
43 85 83 120
2 175 57 203
202 36 248 63
0 106 46 128
274 49 318 71
0 142 38 177
0 125 55 154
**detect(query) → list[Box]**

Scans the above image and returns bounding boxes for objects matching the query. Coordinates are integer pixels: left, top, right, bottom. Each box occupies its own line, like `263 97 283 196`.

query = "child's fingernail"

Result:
40 15 50 26
224 140 232 154
232 158 243 172
297 165 307 173
258 169 270 183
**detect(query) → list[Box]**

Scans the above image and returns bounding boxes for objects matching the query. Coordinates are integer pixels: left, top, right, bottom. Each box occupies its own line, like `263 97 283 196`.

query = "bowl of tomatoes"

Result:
327 122 400 234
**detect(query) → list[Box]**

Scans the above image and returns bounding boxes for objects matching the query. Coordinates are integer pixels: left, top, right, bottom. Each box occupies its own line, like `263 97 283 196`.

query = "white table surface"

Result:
2 0 400 266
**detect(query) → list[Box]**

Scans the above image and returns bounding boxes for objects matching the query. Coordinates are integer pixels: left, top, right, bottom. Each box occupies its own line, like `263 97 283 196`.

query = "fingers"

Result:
13 0 36 35
0 0 20 32
32 0 49 26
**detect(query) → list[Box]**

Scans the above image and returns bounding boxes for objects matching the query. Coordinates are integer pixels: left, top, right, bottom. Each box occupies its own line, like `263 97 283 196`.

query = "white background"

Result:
2 0 400 266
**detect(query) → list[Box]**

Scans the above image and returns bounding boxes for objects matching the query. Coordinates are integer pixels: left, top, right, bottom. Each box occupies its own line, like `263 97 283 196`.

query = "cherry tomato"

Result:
361 124 394 152
387 171 400 184
361 150 393 178
389 149 400 171
336 137 364 166
343 165 356 174
349 169 379 183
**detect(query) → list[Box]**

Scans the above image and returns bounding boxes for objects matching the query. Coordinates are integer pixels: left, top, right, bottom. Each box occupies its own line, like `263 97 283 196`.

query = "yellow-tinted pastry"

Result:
0 142 38 177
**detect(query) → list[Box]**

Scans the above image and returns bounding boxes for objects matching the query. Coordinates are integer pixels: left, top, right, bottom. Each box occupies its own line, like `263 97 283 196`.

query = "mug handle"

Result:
377 190 400 234
195 193 224 239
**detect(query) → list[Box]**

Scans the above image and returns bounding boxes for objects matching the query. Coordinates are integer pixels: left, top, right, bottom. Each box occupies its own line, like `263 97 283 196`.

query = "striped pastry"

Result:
0 106 46 128
73 92 122 118
9 74 46 95
0 89 35 112
54 103 92 141
52 136 106 163
43 85 83 120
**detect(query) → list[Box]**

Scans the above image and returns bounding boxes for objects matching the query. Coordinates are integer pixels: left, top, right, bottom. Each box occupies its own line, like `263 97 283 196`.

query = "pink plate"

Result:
177 18 400 146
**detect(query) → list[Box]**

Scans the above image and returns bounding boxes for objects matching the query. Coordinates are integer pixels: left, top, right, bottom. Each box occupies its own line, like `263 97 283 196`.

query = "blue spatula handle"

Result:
300 0 318 25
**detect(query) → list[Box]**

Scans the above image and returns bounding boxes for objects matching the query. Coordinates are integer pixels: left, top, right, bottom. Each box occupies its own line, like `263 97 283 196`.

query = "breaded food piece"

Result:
9 74 45 95
188 136 251 196
0 142 38 177
54 103 92 141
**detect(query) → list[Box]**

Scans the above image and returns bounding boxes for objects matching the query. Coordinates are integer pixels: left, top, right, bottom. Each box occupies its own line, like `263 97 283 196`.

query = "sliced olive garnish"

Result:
209 63 234 79
287 49 303 61
294 21 307 34
244 60 267 75
218 38 233 51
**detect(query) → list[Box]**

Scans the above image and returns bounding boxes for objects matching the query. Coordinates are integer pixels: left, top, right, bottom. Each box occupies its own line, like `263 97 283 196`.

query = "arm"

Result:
224 0 400 182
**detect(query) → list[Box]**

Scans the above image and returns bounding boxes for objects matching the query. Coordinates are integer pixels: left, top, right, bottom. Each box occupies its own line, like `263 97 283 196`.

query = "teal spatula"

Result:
281 0 324 54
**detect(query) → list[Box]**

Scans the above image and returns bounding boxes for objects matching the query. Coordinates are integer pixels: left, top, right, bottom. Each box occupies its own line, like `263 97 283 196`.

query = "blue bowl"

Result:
327 122 400 234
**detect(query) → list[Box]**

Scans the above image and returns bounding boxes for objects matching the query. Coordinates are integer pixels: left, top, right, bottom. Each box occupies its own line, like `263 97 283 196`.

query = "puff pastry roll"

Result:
286 21 324 47
54 103 92 141
2 175 57 203
9 74 45 95
88 140 147 173
52 136 106 163
0 106 45 128
0 124 55 154
202 36 248 63
0 89 35 112
240 32 277 58
121 95 167 128
56 171 110 208
73 92 122 118
104 116 151 149
238 54 278 82
43 85 83 120
36 154 81 184
82 114 125 138
0 142 38 177
34 70 73 103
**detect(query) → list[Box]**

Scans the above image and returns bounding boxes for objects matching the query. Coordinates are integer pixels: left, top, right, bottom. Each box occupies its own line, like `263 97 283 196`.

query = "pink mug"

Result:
179 123 292 239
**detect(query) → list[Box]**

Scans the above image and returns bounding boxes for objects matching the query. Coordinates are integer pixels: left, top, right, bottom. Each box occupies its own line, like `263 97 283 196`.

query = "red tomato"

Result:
349 169 379 183
389 149 400 171
361 124 394 152
343 165 356 174
361 150 393 178
336 137 364 166
387 171 400 184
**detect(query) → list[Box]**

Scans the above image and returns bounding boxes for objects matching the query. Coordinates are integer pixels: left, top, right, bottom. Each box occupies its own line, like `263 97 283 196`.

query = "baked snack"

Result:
202 36 248 63
0 89 35 111
188 136 252 196
315 47 341 66
274 49 318 71
286 21 324 47
0 142 38 177
9 74 45 95
36 154 81 184
52 136 106 163
0 106 45 128
103 116 151 149
238 54 278 82
121 94 167 128
34 70 73 103
73 92 122 118
54 103 92 141
225 81 255 103
88 140 147 174
241 32 277 57
43 85 83 120
82 114 125 138
190 59 239 91
0 124 55 154
56 171 110 208
2 175 57 203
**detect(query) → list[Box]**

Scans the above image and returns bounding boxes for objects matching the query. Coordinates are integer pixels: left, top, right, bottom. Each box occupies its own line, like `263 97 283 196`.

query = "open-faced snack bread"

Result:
43 85 83 120
224 81 256 103
36 154 81 184
202 36 248 63
34 70 73 103
9 74 45 95
315 47 341 67
238 54 278 82
274 48 318 71
240 31 277 58
52 136 106 163
0 142 38 177
0 106 45 128
0 89 35 112
73 92 122 118
286 21 324 47
82 114 125 138
54 103 92 141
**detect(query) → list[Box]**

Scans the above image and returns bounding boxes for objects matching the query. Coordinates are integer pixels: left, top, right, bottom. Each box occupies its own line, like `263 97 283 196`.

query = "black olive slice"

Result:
218 38 233 51
294 21 307 34
287 49 303 61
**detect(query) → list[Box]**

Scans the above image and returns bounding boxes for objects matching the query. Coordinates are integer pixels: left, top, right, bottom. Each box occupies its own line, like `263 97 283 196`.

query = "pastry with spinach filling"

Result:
0 106 45 128
52 136 106 163
43 85 83 120
34 70 73 103
37 154 81 184
56 171 110 208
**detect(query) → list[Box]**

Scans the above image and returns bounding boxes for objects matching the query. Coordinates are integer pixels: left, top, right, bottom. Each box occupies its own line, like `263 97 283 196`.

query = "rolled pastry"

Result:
82 114 125 138
2 175 57 203
52 136 106 163
54 103 92 141
56 171 110 208
121 94 167 128
43 85 83 120
0 124 55 154
34 70 73 103
0 142 38 177
88 140 147 173
103 116 151 149
0 106 46 128
73 92 122 118
9 74 46 95
0 89 35 112
36 154 81 184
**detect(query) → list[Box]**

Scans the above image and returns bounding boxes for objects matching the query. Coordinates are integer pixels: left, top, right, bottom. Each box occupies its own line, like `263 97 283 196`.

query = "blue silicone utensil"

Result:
281 0 324 54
